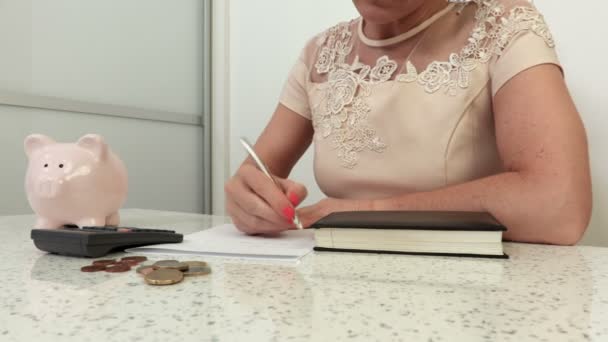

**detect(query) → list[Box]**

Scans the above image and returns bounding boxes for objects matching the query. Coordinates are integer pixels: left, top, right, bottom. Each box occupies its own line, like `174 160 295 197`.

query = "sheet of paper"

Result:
126 224 315 260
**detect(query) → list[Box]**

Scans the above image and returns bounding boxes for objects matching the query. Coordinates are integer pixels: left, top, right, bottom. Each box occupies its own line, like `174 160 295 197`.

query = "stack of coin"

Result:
137 260 212 286
80 256 148 273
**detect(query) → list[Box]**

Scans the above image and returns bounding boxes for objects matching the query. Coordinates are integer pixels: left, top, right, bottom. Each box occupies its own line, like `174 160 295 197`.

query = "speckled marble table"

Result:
1 209 607 342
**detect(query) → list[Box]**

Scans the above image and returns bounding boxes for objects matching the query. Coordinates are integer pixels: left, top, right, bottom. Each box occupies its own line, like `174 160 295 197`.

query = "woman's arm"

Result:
225 104 314 234
299 64 592 245
249 104 314 178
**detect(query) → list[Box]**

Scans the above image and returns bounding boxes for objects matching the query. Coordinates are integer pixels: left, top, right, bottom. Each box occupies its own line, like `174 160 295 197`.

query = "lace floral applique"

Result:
313 23 393 168
396 0 556 95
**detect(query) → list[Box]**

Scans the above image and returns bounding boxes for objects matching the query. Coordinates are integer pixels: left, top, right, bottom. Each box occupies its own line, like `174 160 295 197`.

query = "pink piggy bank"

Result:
24 134 128 229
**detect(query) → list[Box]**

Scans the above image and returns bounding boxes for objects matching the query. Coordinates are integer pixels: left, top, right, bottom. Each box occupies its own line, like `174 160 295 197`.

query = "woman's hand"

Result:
297 197 374 228
225 163 308 235
225 103 313 234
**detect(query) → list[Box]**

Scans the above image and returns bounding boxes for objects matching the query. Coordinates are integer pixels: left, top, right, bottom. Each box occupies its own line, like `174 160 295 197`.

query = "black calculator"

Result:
31 226 183 258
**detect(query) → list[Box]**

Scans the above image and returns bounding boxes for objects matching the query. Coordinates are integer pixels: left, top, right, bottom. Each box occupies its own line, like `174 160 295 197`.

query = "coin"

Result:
183 265 211 277
121 256 147 263
136 265 155 276
92 259 117 266
105 264 131 273
118 259 141 267
144 269 184 285
153 260 188 271
183 261 208 268
81 265 106 272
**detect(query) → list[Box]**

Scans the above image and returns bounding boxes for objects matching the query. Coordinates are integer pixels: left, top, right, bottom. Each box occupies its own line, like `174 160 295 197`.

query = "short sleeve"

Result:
490 9 561 96
279 54 312 120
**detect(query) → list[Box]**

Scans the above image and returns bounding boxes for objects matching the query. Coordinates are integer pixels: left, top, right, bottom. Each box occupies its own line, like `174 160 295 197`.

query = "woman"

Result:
224 0 592 245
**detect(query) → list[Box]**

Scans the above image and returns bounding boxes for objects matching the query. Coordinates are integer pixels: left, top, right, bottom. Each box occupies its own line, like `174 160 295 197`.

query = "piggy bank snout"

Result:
29 164 70 199
35 177 64 198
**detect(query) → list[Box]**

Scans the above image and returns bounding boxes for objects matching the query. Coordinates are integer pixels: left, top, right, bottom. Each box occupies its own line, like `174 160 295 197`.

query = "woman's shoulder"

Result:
313 19 358 44
475 0 560 95
477 0 541 12
473 0 549 25
469 0 555 50
297 19 359 66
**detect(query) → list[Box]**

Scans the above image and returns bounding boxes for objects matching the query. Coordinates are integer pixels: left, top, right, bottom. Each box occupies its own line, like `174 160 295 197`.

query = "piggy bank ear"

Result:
24 134 56 159
77 134 108 161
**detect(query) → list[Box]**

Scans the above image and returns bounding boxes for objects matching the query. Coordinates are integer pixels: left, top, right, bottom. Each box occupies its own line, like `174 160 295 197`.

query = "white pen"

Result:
239 137 303 229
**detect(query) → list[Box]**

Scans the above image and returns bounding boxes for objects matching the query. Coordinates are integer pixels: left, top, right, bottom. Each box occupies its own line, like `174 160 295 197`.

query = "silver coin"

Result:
153 260 189 271
183 261 208 268
183 266 212 277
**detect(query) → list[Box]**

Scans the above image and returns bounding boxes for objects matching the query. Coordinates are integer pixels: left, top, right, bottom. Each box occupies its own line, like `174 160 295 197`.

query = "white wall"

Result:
0 0 207 215
214 0 607 246
211 0 358 213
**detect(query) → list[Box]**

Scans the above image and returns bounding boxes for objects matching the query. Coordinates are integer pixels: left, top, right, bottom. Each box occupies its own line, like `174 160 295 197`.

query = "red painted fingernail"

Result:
282 206 295 221
288 193 300 206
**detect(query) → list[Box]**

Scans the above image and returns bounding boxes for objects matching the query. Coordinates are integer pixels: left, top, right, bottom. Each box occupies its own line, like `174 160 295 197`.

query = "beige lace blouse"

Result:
279 0 559 199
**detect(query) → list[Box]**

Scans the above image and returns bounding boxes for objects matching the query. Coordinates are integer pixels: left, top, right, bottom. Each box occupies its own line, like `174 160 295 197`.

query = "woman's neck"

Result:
362 0 448 40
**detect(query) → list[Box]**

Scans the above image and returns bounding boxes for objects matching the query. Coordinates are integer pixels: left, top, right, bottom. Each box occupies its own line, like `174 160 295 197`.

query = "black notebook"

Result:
311 211 508 259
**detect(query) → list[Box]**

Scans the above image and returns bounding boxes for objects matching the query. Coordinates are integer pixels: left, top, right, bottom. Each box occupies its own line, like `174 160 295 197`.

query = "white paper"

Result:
126 224 315 260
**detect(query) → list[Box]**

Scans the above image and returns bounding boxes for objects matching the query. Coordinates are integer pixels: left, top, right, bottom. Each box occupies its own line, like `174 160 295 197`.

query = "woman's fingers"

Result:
225 176 291 227
241 165 299 224
277 178 308 207
225 163 309 233
226 199 286 234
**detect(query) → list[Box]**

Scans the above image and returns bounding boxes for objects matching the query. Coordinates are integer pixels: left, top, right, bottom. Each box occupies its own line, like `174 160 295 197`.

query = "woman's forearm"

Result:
372 171 591 245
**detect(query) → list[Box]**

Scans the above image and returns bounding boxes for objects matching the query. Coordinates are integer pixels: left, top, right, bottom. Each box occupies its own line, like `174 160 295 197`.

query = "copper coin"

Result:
118 259 141 267
136 265 155 276
144 269 184 285
153 260 188 271
121 256 148 263
183 261 208 268
92 259 117 266
81 265 106 272
105 264 131 273
183 265 211 277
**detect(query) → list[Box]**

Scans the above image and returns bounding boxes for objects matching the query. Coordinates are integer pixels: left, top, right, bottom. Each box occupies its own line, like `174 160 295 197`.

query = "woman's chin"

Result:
353 0 425 25
358 9 407 25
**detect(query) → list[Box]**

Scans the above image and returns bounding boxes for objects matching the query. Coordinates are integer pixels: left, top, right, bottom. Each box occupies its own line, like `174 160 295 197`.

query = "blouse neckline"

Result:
358 3 456 47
